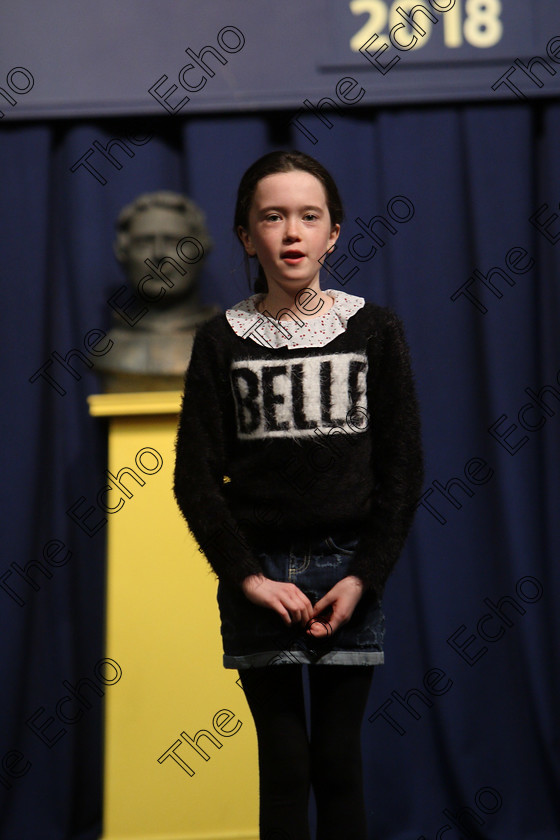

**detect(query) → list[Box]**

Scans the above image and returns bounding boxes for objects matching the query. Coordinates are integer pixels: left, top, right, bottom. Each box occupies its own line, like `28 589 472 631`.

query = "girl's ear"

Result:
237 225 257 256
326 223 340 253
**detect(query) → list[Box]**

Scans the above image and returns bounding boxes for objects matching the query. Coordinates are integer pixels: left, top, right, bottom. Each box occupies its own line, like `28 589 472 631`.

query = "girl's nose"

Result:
284 218 301 240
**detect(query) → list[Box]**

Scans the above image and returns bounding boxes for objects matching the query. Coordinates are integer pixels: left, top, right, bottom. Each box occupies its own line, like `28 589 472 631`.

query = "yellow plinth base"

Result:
88 392 258 840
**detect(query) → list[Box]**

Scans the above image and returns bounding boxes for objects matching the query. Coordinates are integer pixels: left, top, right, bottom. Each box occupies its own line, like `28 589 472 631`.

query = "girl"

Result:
173 150 424 839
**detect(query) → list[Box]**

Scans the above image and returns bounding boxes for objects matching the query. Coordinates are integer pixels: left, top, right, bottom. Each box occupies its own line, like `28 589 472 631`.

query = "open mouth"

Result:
281 251 305 264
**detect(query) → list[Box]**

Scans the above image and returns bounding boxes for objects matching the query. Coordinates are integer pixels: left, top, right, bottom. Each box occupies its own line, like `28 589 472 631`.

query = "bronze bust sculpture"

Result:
96 191 220 392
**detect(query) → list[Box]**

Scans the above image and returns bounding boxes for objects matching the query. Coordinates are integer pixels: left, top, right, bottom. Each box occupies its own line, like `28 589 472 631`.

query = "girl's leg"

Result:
238 665 311 840
308 665 375 840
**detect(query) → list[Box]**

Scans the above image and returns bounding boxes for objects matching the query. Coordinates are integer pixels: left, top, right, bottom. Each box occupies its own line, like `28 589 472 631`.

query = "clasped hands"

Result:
241 574 364 638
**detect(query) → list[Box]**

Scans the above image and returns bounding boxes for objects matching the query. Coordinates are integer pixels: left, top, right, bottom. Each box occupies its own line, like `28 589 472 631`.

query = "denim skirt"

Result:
217 527 385 669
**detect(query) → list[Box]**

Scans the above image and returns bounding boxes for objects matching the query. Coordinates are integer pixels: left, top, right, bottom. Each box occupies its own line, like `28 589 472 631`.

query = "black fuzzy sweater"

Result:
173 302 424 598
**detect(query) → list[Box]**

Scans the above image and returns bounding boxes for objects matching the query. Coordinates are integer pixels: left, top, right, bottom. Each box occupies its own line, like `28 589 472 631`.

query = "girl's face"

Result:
238 170 340 292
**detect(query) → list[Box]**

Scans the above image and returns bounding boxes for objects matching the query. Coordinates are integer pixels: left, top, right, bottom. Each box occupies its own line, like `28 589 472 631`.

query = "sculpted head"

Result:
114 191 213 302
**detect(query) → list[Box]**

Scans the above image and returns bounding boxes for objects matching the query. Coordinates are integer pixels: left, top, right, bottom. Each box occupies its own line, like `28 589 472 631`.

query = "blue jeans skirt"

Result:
217 527 385 669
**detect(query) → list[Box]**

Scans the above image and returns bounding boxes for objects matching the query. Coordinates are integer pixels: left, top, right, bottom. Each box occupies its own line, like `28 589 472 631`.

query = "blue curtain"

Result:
1 101 558 839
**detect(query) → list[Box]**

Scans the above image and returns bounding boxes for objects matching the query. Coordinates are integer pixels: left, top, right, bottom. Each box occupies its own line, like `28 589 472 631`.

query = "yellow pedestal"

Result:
88 392 258 840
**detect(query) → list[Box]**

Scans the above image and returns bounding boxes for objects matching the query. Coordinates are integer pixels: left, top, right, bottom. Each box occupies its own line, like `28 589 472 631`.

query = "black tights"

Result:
238 664 374 840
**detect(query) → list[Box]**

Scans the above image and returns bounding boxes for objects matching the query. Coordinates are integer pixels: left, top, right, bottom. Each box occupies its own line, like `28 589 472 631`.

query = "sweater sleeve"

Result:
173 320 263 590
346 309 424 597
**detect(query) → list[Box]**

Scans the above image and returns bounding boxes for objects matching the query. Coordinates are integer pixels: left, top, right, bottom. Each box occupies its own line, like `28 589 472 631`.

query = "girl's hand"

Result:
241 574 314 627
306 575 364 638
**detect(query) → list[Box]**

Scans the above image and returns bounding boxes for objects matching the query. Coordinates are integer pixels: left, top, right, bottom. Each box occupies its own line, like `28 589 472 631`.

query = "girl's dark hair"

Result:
234 150 344 294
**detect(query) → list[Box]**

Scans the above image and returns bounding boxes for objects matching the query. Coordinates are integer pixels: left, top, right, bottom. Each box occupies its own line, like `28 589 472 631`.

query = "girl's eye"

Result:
265 213 281 222
304 213 318 221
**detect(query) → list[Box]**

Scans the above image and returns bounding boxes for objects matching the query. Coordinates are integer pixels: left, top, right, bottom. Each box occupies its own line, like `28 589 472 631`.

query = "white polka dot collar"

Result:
225 289 366 348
